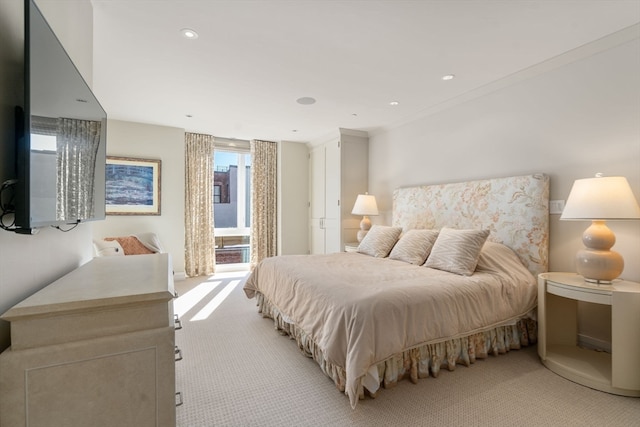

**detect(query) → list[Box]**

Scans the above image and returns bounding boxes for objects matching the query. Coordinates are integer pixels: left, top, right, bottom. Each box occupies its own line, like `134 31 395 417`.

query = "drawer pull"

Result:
174 314 182 330
175 346 183 362
175 391 184 407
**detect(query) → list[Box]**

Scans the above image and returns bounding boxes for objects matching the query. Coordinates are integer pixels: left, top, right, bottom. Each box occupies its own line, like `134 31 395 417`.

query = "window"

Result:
213 149 252 265
30 133 57 152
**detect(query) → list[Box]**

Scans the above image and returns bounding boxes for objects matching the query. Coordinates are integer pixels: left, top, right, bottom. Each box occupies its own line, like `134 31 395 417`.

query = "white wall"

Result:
92 120 186 275
35 0 94 87
369 36 640 280
0 0 95 351
368 33 640 344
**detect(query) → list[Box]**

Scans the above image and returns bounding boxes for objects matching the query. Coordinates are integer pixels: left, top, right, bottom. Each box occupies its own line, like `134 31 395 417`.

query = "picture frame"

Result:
105 156 161 215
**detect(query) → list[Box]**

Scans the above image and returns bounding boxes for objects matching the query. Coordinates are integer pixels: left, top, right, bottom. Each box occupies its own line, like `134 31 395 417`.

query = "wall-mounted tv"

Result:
14 0 107 232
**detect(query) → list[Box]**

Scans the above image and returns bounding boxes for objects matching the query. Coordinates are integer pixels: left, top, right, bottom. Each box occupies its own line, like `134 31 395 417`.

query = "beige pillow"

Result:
357 225 402 258
389 229 439 265
93 239 125 257
424 227 490 275
476 241 530 276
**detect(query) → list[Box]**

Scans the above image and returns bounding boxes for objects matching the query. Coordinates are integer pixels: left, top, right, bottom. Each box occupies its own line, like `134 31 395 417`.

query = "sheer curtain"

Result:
184 132 216 276
250 139 277 269
56 117 101 221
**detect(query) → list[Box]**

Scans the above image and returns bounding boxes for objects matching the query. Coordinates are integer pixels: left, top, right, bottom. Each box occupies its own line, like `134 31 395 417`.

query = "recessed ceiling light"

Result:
352 113 358 117
296 97 316 105
389 101 399 106
180 28 199 39
185 114 193 118
292 129 298 133
442 74 455 81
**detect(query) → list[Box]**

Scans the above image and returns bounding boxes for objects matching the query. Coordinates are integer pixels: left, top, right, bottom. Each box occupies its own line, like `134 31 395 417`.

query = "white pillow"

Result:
93 239 125 257
389 229 439 265
357 225 402 258
424 227 490 275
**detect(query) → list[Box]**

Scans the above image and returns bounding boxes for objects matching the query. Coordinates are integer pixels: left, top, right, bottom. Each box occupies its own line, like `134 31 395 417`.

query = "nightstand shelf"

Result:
538 272 640 397
544 345 611 389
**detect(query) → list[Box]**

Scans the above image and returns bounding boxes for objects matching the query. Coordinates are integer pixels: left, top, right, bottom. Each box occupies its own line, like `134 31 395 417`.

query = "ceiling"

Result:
90 0 640 143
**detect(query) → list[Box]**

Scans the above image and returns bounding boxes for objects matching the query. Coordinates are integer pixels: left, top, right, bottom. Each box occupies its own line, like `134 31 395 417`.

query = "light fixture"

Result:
560 174 640 283
389 101 399 106
296 97 316 105
442 74 455 81
180 28 199 39
351 193 379 242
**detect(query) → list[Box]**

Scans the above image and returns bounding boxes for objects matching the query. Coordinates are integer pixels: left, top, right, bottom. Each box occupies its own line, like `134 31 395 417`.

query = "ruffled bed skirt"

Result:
255 292 537 401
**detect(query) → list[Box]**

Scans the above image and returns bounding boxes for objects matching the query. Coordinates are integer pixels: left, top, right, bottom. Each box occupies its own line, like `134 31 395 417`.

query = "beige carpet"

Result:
174 272 639 427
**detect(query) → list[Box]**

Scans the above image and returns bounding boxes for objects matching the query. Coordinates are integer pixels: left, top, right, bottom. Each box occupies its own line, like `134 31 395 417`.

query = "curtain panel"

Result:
184 132 216 276
250 140 277 269
56 117 101 221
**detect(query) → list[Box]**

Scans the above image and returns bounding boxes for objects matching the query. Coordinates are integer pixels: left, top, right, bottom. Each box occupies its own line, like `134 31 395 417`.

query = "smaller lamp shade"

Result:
351 194 379 216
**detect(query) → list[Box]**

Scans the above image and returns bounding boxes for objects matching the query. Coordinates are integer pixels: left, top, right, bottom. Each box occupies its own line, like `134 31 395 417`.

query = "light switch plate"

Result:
549 200 565 215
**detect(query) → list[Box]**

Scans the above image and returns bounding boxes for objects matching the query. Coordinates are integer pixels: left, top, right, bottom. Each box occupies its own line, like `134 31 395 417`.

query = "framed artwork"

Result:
105 156 161 215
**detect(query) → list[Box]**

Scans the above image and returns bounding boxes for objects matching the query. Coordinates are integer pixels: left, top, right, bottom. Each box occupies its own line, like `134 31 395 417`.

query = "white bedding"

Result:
243 242 537 407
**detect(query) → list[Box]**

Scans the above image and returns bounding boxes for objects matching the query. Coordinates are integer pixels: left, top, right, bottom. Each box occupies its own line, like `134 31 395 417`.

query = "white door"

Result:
323 141 341 253
309 146 326 254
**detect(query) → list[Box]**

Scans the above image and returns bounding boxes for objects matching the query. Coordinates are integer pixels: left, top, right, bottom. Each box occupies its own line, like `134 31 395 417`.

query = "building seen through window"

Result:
213 150 251 265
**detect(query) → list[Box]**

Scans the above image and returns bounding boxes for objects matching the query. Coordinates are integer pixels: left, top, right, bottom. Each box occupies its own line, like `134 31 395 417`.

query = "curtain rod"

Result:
214 136 250 145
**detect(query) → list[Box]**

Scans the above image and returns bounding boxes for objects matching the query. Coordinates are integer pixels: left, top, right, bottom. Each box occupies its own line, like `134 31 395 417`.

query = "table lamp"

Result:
560 174 640 283
352 193 379 242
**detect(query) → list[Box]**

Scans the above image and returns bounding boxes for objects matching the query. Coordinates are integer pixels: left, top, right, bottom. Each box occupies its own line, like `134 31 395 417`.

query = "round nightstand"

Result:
537 272 640 397
344 242 359 253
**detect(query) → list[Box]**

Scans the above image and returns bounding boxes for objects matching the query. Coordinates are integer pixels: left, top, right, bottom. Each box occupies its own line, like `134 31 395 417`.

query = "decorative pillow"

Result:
389 229 439 265
105 236 156 255
424 227 490 275
357 225 402 258
93 239 125 257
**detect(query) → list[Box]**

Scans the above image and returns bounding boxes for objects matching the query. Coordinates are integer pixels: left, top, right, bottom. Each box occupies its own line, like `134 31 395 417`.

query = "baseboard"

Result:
578 334 612 353
173 271 187 281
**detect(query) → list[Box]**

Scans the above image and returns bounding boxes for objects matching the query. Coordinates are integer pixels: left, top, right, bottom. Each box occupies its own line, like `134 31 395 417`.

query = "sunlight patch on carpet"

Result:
190 279 242 321
174 280 222 318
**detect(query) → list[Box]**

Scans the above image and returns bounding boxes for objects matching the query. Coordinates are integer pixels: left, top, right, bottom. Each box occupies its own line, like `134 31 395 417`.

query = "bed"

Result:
244 173 549 408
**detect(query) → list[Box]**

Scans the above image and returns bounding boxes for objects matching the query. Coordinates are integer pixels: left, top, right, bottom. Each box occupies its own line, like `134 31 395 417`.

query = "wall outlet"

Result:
549 199 565 215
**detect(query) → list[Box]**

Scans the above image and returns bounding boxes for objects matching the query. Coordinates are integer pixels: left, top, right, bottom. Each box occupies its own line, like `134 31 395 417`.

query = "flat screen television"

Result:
14 0 107 232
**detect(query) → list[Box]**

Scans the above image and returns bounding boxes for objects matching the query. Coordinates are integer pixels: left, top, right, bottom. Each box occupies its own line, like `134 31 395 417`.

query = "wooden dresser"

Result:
0 253 176 426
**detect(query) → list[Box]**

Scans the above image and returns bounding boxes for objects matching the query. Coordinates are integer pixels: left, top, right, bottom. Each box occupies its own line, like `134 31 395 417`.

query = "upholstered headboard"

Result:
392 174 549 277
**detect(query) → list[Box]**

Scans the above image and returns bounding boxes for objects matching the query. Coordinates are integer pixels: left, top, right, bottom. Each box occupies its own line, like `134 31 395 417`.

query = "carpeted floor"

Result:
174 272 640 427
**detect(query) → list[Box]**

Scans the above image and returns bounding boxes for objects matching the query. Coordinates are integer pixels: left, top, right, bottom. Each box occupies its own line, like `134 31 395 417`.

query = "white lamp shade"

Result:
352 194 379 216
560 176 640 220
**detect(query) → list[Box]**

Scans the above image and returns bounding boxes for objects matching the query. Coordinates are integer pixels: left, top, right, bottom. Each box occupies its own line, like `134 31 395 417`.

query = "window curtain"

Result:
55 117 101 221
250 139 277 269
184 132 216 276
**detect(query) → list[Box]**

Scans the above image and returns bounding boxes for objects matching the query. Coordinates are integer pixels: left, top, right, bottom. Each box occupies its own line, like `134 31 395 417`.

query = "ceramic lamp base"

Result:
356 216 372 243
577 220 624 283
